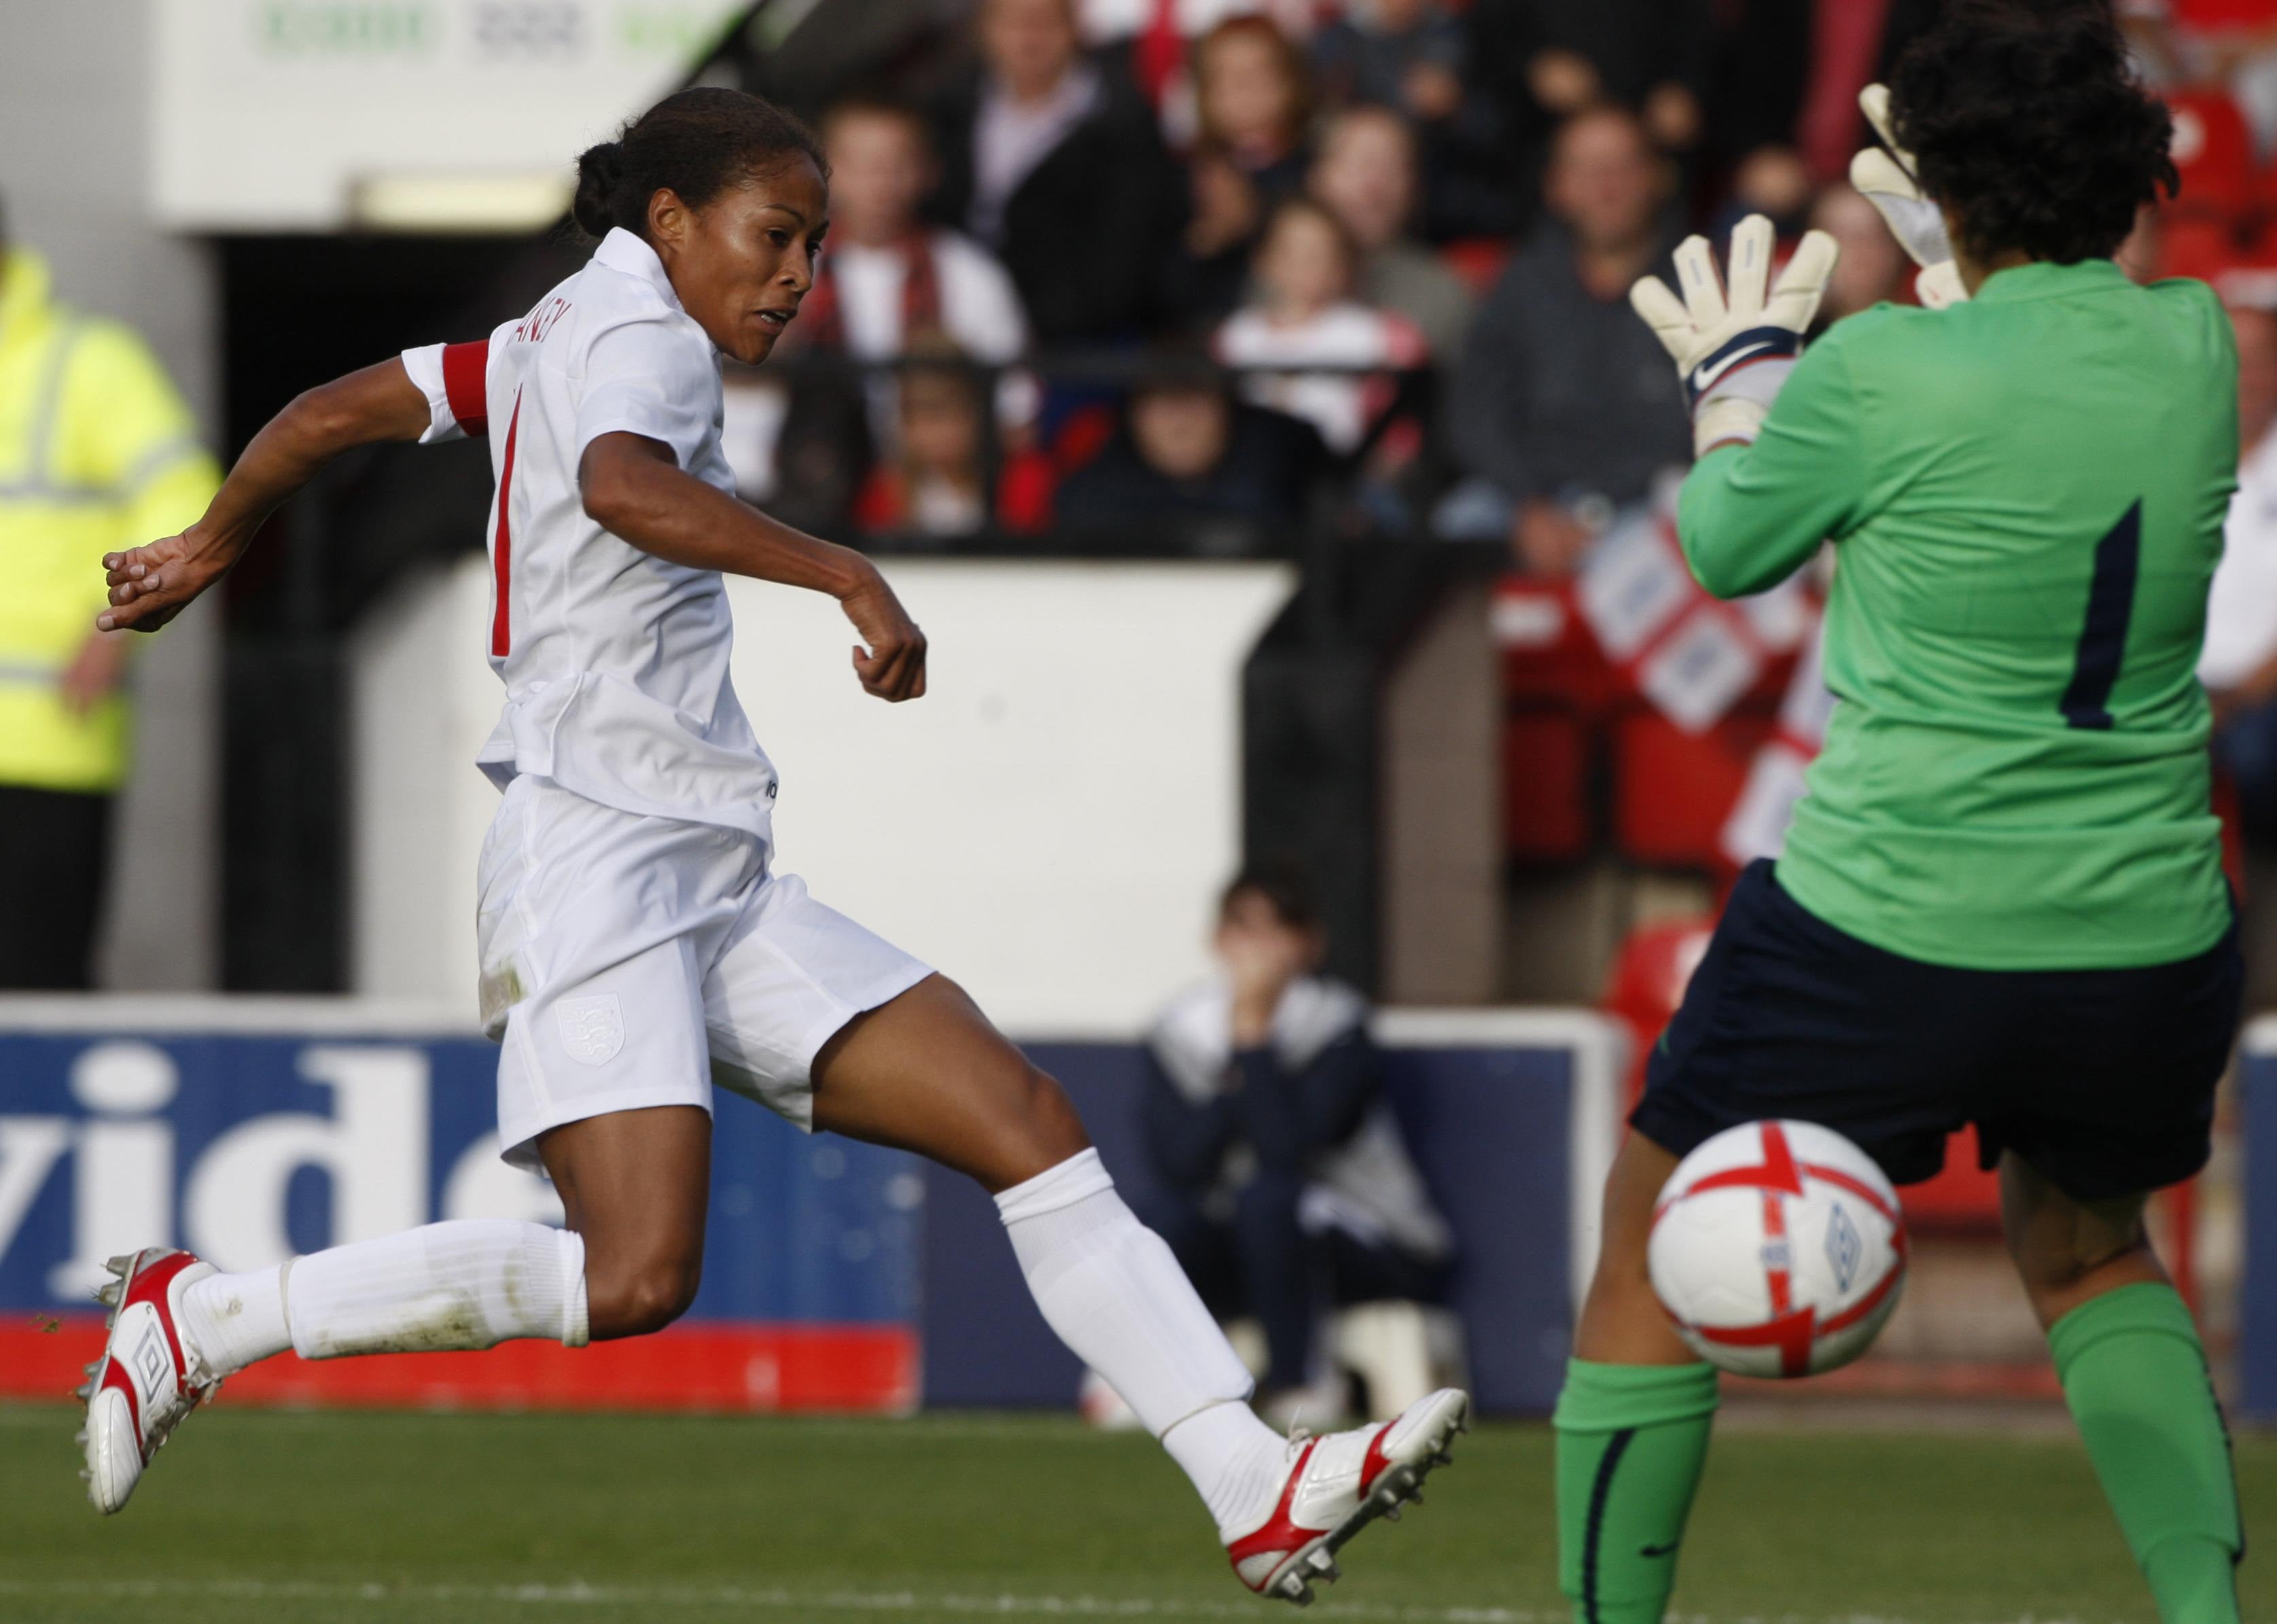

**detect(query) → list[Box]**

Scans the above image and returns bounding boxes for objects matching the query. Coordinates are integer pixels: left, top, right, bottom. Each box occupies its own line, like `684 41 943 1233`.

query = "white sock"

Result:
996 1150 1286 1536
1164 1398 1296 1539
183 1221 587 1373
180 1264 294 1379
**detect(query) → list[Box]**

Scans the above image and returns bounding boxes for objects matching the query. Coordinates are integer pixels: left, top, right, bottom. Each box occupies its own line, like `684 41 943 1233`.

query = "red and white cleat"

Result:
77 1248 219 1515
1226 1387 1469 1606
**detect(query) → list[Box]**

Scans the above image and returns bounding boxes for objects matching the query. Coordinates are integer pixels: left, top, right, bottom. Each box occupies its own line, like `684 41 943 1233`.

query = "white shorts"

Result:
476 776 933 1170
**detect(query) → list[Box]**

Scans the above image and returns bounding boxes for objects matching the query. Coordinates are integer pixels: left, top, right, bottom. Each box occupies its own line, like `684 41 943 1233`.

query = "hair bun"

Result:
571 139 626 239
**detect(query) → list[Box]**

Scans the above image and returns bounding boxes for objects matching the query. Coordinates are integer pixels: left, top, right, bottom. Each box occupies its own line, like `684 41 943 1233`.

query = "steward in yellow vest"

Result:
0 234 218 986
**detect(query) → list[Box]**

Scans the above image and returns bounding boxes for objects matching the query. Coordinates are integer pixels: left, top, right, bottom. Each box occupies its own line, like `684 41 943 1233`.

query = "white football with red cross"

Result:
1647 1119 1908 1379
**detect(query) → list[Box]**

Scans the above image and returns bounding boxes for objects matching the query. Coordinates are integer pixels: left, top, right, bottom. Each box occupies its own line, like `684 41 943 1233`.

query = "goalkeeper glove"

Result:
1630 213 1839 457
1849 84 1968 310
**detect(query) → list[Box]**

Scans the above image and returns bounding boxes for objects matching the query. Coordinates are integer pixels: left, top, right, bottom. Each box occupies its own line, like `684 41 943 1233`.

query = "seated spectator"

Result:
852 349 1057 540
807 99 1029 370
1138 864 1453 1417
1053 354 1325 543
1443 106 1691 573
1216 196 1427 457
929 0 1182 345
1174 16 1318 319
754 99 1036 533
1309 105 1477 365
2204 304 2277 846
1808 181 1908 324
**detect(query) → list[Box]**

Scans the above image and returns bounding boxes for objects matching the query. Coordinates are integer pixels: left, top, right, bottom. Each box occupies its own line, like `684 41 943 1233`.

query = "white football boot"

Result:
1224 1386 1468 1606
77 1248 222 1515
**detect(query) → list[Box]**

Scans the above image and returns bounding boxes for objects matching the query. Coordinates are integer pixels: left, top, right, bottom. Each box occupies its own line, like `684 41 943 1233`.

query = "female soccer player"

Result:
1560 5 2246 1623
82 88 1464 1603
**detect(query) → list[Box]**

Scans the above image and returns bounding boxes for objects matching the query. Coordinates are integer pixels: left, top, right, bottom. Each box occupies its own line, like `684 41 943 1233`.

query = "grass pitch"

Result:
1 1402 2270 1623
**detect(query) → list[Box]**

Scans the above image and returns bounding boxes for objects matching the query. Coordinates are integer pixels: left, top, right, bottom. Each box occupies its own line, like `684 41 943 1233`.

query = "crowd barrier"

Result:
0 1000 1622 1417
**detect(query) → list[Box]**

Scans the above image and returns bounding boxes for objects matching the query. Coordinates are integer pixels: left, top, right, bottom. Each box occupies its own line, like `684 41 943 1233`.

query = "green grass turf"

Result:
1 1402 2270 1623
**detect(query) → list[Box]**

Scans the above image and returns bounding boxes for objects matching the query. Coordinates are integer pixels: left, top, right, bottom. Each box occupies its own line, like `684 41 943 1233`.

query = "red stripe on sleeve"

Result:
441 340 491 437
491 391 523 657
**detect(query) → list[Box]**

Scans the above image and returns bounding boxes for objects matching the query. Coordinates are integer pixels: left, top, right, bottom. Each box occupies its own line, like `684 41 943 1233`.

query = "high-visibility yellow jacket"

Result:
0 249 219 793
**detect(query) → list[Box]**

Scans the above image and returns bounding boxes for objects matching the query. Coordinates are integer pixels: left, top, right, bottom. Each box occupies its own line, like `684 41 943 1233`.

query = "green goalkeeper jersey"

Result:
1680 258 2236 970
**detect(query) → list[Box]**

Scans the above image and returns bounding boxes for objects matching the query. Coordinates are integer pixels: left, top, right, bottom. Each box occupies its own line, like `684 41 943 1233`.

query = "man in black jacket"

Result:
928 0 1184 346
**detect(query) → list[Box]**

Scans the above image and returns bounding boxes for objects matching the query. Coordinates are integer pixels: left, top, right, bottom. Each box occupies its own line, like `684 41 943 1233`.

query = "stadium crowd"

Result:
722 0 2277 569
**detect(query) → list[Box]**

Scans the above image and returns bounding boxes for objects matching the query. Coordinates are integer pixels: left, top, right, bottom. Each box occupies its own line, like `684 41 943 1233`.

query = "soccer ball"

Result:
1647 1119 1908 1379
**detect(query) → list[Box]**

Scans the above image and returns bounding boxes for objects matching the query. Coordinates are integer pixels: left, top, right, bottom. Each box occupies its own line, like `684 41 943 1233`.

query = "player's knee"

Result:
586 1253 702 1339
995 1065 1092 1187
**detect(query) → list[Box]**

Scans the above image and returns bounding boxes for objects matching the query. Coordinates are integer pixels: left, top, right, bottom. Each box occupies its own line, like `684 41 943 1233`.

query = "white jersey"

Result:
402 228 778 839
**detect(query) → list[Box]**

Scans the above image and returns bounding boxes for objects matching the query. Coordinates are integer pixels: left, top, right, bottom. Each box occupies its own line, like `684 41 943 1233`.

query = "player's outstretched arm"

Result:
101 358 434 633
578 430 926 703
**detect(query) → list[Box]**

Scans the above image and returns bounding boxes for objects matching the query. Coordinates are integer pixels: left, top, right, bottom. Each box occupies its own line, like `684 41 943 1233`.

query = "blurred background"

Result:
5 0 2277 1430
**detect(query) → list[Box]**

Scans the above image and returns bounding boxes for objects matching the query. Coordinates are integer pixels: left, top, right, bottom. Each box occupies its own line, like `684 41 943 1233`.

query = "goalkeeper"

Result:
1555 4 2246 1622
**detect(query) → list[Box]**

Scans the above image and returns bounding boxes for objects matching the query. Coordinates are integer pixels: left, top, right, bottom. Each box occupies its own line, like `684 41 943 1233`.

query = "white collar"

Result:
594 228 684 311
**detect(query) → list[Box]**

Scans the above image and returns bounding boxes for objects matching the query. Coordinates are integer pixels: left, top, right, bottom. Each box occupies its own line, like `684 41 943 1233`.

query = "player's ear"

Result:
646 188 689 254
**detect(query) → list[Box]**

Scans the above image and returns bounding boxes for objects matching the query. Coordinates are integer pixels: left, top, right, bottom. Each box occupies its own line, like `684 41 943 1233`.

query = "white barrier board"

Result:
351 555 1296 1037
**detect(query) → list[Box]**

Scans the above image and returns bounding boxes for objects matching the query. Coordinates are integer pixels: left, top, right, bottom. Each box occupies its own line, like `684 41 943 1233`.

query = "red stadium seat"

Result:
1610 707 1772 868
2167 87 2259 222
1439 237 1513 298
1502 707 1592 860
1602 916 1716 1107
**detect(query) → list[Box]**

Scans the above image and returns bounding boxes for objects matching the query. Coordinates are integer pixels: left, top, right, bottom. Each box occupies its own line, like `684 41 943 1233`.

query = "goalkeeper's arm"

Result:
1677 334 1873 599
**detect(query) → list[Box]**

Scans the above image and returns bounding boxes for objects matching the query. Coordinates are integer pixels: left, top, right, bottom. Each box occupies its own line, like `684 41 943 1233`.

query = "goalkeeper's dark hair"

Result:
1889 0 2176 266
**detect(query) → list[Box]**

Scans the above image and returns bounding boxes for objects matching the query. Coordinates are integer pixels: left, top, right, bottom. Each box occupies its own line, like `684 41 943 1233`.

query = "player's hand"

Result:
99 523 247 634
1850 84 1968 310
840 562 928 703
1631 214 1838 457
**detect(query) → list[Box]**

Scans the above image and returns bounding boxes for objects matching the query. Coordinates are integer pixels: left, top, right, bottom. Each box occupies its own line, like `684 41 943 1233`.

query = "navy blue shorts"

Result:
1631 860 2242 1201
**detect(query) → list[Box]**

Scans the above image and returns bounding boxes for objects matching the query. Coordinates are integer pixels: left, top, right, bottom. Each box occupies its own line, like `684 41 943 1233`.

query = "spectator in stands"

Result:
1053 353 1324 542
1139 864 1453 1419
929 0 1182 345
759 99 1036 533
1309 105 1477 365
852 346 1057 538
1174 16 1318 319
1216 196 1427 458
2204 303 2277 847
809 99 1030 371
1443 106 1690 573
1468 0 1712 221
1079 0 1323 126
1810 181 1909 323
0 198 218 989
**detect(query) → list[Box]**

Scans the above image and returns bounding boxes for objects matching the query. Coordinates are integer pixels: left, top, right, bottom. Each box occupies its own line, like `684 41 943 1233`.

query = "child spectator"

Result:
1174 16 1318 318
1054 356 1326 544
808 99 1029 370
1310 1 1508 240
1308 105 1476 366
1215 196 1428 457
852 349 1057 540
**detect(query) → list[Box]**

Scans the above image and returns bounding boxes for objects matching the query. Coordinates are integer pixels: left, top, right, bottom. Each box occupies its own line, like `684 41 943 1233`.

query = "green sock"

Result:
1553 1359 1719 1624
2050 1283 2243 1624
